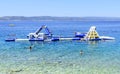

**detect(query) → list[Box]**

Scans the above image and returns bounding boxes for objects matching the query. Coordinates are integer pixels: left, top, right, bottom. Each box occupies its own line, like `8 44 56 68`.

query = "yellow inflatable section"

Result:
85 26 99 39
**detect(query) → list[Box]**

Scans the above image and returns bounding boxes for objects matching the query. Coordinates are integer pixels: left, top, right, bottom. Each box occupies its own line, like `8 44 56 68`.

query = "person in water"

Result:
25 44 34 51
80 50 84 55
29 46 32 50
24 44 34 51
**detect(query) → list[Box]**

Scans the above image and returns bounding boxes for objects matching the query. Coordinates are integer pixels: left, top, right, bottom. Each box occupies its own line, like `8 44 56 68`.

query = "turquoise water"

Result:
0 21 120 74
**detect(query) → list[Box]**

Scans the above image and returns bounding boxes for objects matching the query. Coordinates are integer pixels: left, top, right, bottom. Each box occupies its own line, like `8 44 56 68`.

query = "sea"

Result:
0 21 120 74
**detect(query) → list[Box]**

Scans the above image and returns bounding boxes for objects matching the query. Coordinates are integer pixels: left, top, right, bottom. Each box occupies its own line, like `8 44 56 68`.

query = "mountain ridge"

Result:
0 16 120 21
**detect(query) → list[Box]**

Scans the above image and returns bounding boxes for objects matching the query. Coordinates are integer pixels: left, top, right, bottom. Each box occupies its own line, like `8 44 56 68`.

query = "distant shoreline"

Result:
0 16 120 21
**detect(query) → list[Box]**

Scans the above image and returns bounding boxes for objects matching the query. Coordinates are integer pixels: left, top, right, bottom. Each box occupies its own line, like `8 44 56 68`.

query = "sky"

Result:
0 0 120 17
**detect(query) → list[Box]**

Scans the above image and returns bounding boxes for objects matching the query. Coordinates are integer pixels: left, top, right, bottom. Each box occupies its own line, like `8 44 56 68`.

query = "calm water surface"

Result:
0 21 120 74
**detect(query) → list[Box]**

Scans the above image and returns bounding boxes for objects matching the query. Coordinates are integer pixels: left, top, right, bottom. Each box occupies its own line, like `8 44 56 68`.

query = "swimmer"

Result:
29 46 32 50
29 44 35 51
80 50 84 55
24 44 34 51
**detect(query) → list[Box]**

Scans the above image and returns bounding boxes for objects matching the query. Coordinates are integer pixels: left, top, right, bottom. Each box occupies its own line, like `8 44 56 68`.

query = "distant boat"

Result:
9 24 15 27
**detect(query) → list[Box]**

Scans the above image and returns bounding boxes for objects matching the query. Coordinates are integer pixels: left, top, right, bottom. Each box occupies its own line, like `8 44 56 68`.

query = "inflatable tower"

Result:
85 26 99 40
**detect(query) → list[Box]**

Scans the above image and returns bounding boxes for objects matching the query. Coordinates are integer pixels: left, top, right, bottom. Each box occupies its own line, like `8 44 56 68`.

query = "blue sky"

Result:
0 0 120 17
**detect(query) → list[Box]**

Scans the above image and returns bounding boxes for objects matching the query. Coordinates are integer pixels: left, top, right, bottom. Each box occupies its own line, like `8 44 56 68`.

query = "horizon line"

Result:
1 16 120 18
